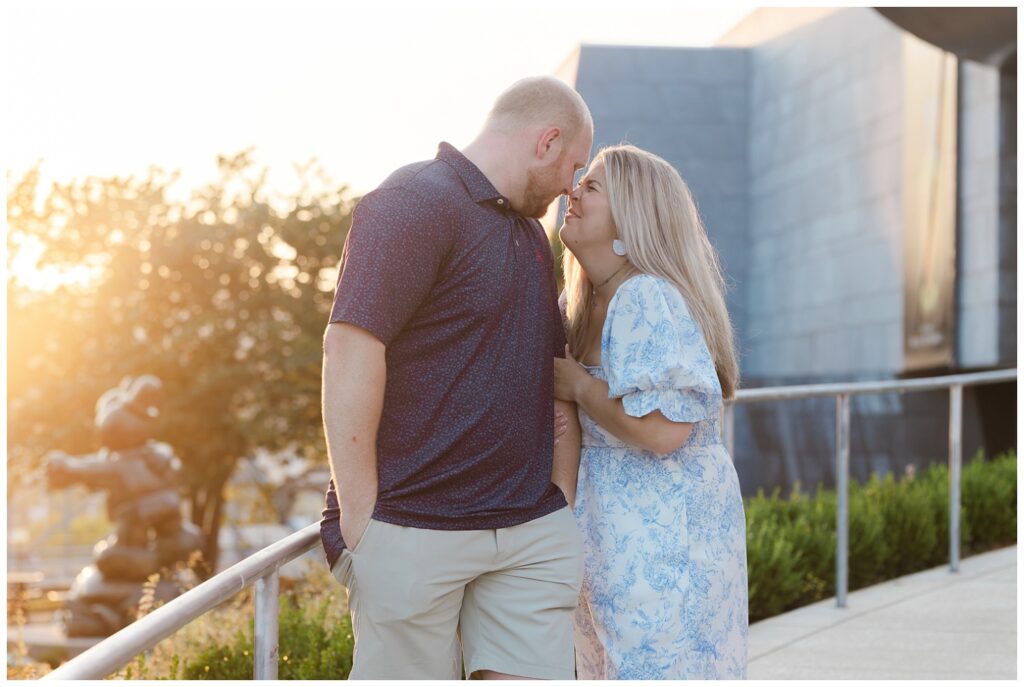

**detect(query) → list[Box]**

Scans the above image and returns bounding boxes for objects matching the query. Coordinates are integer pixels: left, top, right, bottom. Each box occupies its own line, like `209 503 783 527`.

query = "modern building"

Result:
556 7 1016 494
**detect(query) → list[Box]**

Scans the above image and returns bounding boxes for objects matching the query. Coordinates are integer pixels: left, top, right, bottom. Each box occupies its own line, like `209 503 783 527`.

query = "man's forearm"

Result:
551 399 581 508
322 323 386 520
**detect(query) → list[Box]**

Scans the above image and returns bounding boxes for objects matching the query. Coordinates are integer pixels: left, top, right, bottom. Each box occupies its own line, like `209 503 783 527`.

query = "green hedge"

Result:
127 451 1014 678
747 450 1015 621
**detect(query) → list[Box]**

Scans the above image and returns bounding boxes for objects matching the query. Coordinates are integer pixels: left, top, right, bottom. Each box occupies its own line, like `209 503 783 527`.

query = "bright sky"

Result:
7 0 753 199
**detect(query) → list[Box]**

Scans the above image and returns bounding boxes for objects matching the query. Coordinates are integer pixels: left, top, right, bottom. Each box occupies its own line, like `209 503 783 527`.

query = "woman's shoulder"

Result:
620 271 662 291
613 273 687 314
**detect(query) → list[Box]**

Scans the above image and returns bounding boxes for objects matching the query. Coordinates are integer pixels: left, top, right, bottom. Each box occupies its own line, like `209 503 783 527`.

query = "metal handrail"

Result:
43 368 1017 680
43 523 322 680
723 367 1017 608
731 368 1015 402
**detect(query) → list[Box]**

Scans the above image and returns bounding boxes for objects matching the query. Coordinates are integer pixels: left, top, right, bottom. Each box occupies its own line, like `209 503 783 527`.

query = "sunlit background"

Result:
6 1 762 666
5 3 1017 677
8 0 751 290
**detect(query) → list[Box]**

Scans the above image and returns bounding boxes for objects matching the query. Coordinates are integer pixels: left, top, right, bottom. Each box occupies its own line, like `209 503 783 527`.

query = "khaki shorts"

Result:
331 506 584 679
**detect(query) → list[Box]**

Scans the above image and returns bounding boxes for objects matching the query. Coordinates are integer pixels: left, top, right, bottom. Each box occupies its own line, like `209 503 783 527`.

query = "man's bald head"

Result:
484 76 593 144
462 76 593 218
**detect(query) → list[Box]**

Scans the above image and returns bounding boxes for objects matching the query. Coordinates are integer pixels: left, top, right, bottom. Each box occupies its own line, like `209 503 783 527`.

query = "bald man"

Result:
320 76 594 679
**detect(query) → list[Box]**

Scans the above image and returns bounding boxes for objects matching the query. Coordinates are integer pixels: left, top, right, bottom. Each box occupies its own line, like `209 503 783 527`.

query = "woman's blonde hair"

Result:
562 144 739 399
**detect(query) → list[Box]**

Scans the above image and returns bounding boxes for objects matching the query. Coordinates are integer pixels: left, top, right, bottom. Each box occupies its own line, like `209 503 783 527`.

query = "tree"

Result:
7 151 355 575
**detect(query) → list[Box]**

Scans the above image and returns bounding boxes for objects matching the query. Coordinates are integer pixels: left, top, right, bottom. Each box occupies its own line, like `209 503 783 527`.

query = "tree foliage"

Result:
7 151 356 572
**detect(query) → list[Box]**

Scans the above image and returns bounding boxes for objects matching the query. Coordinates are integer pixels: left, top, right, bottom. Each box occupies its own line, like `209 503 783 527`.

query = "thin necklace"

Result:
592 262 631 294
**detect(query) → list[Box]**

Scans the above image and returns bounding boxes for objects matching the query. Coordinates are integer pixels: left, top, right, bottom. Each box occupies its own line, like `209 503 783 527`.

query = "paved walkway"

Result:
749 546 1016 679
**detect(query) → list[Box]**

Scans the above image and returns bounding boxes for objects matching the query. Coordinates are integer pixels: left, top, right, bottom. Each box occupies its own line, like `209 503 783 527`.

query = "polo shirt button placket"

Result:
498 199 519 246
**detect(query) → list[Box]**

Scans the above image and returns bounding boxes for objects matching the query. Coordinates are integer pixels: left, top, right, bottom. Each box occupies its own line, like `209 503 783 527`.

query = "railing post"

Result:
949 384 963 573
254 570 280 679
723 402 735 459
835 393 850 608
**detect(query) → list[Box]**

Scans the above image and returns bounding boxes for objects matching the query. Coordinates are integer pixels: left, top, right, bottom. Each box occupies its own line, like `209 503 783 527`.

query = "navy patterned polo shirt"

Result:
319 142 568 569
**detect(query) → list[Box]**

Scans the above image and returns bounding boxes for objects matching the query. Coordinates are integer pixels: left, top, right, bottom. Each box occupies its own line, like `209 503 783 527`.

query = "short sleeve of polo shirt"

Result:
329 188 449 345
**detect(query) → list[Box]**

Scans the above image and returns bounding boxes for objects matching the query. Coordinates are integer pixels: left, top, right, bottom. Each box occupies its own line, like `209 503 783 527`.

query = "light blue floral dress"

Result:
571 274 748 680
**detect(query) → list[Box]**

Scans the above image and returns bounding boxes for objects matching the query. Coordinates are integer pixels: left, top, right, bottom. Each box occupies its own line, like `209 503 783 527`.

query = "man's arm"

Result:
322 322 386 550
551 399 581 509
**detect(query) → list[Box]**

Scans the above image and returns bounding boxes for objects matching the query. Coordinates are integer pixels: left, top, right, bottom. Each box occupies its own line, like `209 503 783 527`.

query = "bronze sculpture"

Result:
45 375 203 637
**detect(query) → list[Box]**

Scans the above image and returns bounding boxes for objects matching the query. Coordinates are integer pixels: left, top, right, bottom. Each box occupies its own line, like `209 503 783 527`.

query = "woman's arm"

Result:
554 346 692 455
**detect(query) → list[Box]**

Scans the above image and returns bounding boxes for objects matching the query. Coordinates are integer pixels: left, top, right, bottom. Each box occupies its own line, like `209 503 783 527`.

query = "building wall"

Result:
959 60 1003 367
568 44 752 346
997 61 1017 364
733 9 1014 491
564 9 1016 495
729 7 1014 379
717 7 841 48
743 8 905 379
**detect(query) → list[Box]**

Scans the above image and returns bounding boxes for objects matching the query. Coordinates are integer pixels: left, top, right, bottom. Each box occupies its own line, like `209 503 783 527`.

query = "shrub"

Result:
783 485 835 602
962 450 1016 550
844 479 887 588
916 463 952 568
745 491 805 620
868 472 937 578
745 451 1015 621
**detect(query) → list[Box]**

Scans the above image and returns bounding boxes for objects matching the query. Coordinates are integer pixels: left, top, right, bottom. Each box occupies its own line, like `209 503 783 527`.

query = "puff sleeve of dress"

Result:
602 274 722 424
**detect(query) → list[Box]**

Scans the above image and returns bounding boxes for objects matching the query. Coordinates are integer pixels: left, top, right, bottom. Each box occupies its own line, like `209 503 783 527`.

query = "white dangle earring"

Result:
612 239 627 256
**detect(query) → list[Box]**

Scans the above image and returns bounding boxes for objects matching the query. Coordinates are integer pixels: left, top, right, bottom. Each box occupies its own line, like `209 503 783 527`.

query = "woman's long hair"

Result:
562 144 739 399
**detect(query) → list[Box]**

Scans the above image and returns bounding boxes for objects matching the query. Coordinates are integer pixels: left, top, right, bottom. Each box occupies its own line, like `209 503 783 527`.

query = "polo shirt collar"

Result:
436 142 513 212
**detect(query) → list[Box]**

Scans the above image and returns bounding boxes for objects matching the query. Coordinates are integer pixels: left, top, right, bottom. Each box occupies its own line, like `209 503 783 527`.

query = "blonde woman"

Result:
553 144 747 679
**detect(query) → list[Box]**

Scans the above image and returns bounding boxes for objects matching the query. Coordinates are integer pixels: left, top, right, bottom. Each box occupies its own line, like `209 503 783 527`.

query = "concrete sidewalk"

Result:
749 546 1016 679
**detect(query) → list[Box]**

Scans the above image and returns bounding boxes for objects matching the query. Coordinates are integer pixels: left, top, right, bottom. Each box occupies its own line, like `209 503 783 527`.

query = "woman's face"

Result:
559 159 617 256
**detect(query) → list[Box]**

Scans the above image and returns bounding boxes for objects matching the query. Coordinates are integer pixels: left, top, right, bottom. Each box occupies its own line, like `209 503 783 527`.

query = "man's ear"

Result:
536 126 563 161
